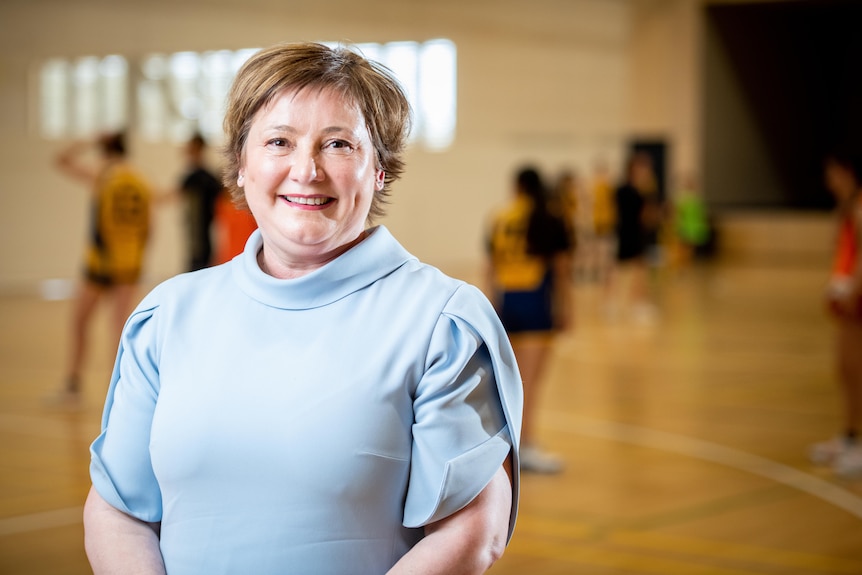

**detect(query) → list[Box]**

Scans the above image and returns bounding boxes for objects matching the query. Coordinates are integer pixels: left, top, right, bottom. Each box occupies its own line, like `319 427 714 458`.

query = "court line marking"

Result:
516 514 862 575
545 412 862 520
515 512 862 573
609 530 862 574
509 535 766 575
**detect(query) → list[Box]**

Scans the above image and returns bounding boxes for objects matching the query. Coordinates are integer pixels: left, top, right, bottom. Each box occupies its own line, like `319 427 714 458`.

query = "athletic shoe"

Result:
834 446 862 478
809 436 852 465
43 388 83 410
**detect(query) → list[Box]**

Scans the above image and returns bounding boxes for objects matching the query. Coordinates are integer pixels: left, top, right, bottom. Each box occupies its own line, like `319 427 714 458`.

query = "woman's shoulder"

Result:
137 264 233 309
393 258 466 298
397 260 498 319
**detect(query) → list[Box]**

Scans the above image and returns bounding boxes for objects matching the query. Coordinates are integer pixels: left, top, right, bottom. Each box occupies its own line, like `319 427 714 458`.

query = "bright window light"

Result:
379 42 420 141
39 59 69 139
419 39 457 150
100 55 128 132
72 57 99 136
38 40 457 149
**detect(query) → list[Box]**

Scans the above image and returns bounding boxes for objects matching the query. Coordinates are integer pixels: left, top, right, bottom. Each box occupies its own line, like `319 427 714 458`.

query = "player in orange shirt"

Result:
809 151 862 477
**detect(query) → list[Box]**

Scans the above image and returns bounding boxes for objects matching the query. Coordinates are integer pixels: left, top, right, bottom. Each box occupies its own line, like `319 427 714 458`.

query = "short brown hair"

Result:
222 42 412 220
99 131 126 157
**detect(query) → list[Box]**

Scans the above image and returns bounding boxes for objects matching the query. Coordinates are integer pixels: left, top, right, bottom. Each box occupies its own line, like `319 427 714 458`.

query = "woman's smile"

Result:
280 194 333 207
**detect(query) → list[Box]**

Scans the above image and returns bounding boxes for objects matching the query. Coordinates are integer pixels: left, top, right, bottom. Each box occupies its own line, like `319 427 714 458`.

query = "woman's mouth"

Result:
282 195 332 206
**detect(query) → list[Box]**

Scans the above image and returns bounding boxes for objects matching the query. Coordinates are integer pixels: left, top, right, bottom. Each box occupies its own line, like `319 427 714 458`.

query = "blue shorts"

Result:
498 274 554 334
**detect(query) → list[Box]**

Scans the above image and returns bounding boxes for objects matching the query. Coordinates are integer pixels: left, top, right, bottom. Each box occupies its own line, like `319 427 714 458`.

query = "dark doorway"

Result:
703 0 862 210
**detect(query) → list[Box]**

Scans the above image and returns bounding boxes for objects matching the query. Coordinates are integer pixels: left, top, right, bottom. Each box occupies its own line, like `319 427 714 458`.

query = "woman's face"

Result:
239 86 384 273
824 160 856 202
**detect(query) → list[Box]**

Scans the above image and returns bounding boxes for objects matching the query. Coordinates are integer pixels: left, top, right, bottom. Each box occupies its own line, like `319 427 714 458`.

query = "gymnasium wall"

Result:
2 0 775 293
0 0 639 291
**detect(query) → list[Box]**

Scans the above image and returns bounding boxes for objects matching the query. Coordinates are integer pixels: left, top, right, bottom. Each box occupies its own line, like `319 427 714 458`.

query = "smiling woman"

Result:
82 42 523 575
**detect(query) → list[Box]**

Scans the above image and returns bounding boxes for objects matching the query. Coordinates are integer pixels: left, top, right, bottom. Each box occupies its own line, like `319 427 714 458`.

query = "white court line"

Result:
546 412 862 520
0 506 83 536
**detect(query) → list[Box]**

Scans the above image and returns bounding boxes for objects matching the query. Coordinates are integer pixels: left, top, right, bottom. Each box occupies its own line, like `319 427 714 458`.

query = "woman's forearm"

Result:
83 486 166 575
55 140 98 184
386 464 512 575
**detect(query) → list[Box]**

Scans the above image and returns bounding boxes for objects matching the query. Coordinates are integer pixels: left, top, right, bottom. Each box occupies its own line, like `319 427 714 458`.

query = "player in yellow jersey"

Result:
50 132 151 407
487 167 574 473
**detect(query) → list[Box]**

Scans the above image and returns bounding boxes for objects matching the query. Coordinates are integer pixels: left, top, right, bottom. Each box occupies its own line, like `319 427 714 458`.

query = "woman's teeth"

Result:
286 196 330 206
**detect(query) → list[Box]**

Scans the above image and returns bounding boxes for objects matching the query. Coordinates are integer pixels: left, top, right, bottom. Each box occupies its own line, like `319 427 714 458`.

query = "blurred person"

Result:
585 159 617 286
83 42 522 574
211 188 258 265
177 133 223 271
672 173 710 267
639 159 664 267
610 152 659 322
809 151 862 477
487 166 573 474
552 169 579 276
50 132 151 407
551 169 578 230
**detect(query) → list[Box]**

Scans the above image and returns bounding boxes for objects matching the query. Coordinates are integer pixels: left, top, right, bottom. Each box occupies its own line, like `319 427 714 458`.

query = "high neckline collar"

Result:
232 226 414 310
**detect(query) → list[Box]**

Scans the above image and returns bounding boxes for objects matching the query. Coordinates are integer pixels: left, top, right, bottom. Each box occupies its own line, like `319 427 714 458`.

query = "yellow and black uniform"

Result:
592 176 615 236
488 195 572 333
85 164 151 285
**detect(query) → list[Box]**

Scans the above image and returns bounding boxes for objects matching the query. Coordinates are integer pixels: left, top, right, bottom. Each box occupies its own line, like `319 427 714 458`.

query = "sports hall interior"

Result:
2 0 862 573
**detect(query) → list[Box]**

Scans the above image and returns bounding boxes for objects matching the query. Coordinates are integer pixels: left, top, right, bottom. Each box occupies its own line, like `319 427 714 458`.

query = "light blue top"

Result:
90 226 523 575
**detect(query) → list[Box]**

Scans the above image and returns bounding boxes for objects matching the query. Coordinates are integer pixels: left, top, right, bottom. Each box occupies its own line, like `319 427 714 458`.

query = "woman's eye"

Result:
268 138 288 148
325 140 354 154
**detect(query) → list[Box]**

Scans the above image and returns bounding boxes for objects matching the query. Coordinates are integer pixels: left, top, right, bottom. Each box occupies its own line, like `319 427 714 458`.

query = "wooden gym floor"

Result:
1 258 861 574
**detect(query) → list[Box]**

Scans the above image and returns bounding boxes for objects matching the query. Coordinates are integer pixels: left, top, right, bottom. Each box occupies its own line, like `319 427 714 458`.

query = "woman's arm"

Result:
55 140 100 185
386 461 513 575
83 486 166 575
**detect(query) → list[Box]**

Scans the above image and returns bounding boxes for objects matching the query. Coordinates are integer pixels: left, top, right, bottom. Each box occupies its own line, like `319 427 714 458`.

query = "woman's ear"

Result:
375 170 385 191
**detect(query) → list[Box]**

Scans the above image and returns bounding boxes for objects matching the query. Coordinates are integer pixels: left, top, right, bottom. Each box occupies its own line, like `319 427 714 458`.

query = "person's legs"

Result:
513 334 551 444
834 319 862 476
511 332 561 473
810 317 862 471
837 320 862 432
49 280 102 405
606 258 648 319
110 283 138 351
627 256 660 324
596 234 615 287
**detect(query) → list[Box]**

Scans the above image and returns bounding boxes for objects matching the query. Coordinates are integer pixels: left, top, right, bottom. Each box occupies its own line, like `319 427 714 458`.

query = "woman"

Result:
487 167 573 473
84 42 522 574
809 152 862 477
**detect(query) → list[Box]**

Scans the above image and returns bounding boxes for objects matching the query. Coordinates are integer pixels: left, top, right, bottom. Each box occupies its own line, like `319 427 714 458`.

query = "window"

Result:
38 40 457 149
353 39 457 150
138 49 256 143
39 55 128 139
418 39 457 150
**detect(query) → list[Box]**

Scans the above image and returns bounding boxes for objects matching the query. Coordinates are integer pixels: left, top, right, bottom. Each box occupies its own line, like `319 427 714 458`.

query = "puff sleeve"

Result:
89 301 163 523
403 284 523 540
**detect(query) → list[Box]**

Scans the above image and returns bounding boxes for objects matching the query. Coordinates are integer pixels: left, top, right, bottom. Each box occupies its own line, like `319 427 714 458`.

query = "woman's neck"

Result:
257 229 370 279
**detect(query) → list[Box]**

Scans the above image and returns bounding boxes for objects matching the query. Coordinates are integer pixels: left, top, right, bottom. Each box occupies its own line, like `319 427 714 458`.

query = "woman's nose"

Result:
290 150 320 183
